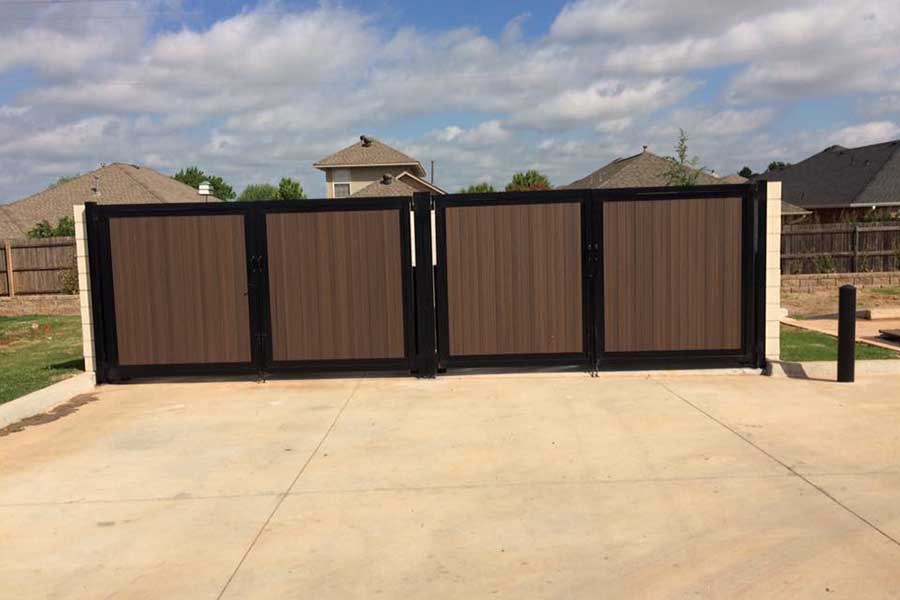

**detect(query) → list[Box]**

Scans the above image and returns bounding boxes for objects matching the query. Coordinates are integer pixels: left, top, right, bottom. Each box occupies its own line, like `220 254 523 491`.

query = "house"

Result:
562 147 723 190
564 147 810 221
314 135 445 198
0 163 207 240
756 140 900 222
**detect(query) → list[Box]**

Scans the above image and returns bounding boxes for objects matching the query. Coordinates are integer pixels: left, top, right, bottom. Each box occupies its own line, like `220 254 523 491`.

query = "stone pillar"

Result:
73 205 95 374
765 182 783 361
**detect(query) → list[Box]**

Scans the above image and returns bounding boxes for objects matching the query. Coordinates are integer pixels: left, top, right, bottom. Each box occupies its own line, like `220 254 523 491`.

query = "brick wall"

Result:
782 272 900 294
0 294 79 317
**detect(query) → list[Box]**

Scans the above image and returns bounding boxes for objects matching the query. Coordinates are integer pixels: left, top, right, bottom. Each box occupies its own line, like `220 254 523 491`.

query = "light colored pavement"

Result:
2 373 900 599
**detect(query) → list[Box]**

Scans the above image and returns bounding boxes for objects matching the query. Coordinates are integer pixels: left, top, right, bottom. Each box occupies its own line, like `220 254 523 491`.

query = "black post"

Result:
837 284 856 383
413 192 437 378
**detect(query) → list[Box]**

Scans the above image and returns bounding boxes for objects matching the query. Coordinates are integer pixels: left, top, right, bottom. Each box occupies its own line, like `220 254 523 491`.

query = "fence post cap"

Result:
839 284 857 291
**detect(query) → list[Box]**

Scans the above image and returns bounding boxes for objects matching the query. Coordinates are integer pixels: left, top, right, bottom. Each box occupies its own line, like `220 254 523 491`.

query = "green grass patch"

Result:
781 324 899 362
871 286 900 297
0 315 83 405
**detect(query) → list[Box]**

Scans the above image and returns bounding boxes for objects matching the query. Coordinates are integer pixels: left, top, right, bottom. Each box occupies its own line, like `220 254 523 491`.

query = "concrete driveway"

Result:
2 372 900 599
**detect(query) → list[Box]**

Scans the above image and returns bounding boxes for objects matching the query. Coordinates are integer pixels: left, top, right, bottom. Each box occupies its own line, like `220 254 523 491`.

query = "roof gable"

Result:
0 163 202 240
314 137 426 177
757 140 900 208
563 150 722 190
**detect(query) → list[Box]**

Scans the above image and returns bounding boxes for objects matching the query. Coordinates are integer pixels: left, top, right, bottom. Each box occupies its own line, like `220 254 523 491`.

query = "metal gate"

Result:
87 183 766 382
86 198 415 382
431 183 766 371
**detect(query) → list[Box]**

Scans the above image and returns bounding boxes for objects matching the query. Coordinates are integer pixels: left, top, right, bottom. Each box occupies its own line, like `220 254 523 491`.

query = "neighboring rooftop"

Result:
0 163 204 240
562 148 724 190
314 135 427 177
352 171 446 198
756 140 900 209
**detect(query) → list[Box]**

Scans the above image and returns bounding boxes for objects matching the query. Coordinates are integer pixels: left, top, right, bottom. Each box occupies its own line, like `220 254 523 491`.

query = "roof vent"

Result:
642 145 648 152
382 173 393 185
360 135 373 147
92 175 100 197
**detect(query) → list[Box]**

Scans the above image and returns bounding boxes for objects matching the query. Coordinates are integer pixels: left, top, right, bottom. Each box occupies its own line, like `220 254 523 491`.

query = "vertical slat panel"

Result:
603 197 743 352
444 202 583 356
109 215 251 365
266 210 405 361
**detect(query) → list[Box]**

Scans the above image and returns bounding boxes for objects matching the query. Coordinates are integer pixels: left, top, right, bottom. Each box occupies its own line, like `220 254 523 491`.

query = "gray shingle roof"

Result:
562 150 724 190
314 137 426 177
0 163 203 240
756 140 900 209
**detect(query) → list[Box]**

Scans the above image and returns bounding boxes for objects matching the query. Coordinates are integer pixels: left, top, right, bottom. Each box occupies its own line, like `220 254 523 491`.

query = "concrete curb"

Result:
0 372 96 429
769 360 900 380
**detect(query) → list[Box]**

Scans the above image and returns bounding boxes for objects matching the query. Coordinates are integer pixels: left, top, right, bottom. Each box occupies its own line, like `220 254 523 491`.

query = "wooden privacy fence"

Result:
782 223 900 274
1 237 76 296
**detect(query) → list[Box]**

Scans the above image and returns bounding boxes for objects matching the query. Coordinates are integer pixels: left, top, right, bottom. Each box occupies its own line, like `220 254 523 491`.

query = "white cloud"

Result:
1 1 899 202
832 121 900 147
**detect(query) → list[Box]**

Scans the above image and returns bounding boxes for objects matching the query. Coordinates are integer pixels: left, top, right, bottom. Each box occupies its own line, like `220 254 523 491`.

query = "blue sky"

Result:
1 0 898 202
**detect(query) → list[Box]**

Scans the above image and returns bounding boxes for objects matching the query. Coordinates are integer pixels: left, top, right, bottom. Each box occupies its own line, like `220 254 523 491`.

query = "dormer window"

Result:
333 169 351 198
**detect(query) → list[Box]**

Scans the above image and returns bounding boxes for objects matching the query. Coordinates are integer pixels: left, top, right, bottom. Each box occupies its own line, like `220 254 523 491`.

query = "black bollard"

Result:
837 284 856 383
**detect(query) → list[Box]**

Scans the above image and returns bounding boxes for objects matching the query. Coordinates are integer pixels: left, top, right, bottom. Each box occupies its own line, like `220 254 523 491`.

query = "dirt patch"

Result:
0 393 98 437
783 288 900 319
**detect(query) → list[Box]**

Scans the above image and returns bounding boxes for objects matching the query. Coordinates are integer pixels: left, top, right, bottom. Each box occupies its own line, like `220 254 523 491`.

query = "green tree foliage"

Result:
27 216 75 239
506 170 552 192
459 182 496 194
54 174 79 186
277 177 306 200
173 166 236 201
238 183 279 202
738 166 755 178
767 161 790 172
664 129 709 187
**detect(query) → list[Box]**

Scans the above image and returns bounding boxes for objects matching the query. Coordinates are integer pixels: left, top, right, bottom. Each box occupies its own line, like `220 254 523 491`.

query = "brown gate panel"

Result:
266 210 406 361
444 202 582 356
109 215 251 365
603 197 742 352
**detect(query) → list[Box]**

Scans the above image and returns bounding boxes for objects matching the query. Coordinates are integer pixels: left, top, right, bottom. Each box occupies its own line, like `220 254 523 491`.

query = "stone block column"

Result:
73 205 96 374
765 182 783 361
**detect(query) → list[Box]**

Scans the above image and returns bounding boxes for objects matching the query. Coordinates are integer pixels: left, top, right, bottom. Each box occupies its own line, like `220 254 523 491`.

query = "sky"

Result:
1 0 899 202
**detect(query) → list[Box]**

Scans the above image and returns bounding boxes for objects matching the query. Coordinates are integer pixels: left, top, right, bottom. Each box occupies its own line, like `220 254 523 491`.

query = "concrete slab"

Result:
292 376 784 493
223 478 900 599
2 373 900 598
659 375 900 475
0 379 357 504
0 495 278 600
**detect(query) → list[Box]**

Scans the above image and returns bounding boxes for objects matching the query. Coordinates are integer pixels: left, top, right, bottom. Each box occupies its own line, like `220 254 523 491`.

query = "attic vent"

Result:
360 135 373 147
382 173 393 184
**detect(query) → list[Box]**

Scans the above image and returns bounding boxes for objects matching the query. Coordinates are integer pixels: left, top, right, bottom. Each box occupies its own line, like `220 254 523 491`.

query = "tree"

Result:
277 177 306 200
54 174 79 186
506 170 552 192
238 183 279 202
28 216 75 239
664 128 708 187
738 166 755 179
767 161 790 172
459 182 496 194
173 166 236 201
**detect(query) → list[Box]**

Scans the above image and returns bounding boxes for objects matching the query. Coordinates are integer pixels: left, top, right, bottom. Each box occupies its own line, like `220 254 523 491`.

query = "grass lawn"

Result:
781 324 900 362
0 315 83 405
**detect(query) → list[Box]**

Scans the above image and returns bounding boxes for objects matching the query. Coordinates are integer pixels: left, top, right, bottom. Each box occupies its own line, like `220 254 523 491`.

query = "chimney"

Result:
360 135 373 147
382 173 393 185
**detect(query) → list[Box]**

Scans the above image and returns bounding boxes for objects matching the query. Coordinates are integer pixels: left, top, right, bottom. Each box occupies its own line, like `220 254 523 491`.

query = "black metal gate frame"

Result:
86 197 417 383
86 182 767 383
428 181 768 373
